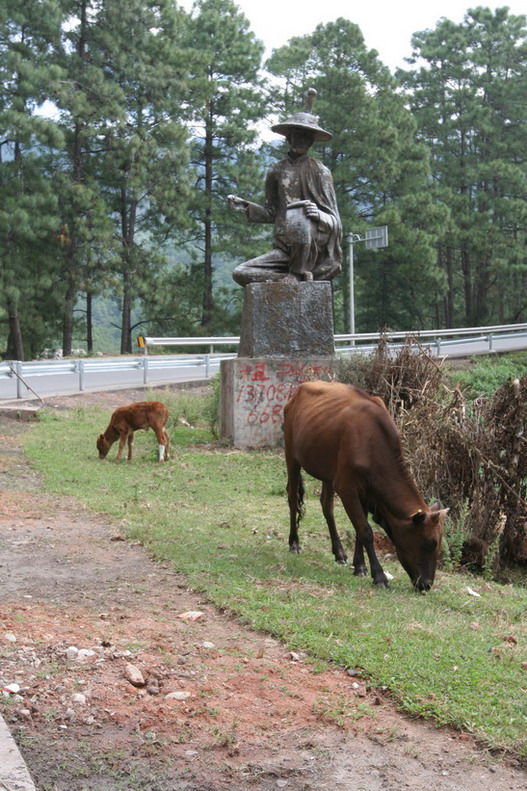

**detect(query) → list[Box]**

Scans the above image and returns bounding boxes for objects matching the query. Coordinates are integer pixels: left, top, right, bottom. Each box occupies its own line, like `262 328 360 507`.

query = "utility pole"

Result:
347 226 389 334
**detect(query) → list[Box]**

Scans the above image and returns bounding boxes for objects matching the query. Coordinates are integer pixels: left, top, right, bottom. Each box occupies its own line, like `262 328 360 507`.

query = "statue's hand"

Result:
227 194 249 211
303 201 320 222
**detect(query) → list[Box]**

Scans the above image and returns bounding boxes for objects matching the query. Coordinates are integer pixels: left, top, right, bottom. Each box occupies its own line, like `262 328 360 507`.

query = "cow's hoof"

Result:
373 579 390 589
289 544 300 554
353 566 368 577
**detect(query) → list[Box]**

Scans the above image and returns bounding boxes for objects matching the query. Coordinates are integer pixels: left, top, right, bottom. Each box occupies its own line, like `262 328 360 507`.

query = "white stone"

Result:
3 683 20 694
66 646 79 660
165 691 191 701
77 649 96 661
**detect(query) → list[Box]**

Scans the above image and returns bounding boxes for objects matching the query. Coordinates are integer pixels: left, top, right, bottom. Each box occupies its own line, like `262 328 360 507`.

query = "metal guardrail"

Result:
142 323 527 354
1 323 527 400
0 353 236 400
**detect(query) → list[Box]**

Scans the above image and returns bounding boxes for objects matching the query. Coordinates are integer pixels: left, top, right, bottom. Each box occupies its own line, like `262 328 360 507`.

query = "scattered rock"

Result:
165 691 191 701
66 646 79 660
176 611 204 621
146 679 160 695
124 663 145 687
2 683 21 694
70 693 87 705
77 649 97 661
202 641 215 650
3 632 17 643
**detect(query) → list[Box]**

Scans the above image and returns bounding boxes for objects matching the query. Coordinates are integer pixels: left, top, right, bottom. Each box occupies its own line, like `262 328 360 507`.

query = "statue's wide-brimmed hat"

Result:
271 88 332 142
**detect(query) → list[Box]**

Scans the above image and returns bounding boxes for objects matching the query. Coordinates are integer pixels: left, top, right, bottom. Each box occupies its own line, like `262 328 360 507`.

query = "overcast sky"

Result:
183 1 526 71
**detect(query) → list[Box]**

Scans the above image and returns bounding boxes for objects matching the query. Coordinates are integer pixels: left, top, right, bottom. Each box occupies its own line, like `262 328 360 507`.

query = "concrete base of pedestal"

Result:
220 356 335 448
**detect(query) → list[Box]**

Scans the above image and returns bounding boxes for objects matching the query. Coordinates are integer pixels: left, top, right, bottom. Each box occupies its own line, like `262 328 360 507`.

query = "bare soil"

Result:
1 387 526 791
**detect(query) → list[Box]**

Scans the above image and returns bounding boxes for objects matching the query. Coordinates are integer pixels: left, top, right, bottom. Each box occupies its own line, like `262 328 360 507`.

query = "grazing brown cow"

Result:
96 401 170 462
283 381 448 591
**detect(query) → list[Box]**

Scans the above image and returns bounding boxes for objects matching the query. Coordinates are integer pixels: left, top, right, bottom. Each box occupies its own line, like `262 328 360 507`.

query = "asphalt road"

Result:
1 331 527 402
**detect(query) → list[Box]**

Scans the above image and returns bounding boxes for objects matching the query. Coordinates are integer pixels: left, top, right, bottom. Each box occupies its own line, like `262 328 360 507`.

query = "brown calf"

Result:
96 401 170 462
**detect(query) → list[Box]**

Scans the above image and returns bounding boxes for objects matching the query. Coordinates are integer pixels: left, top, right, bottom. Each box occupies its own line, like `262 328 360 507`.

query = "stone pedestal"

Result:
238 281 335 358
220 281 336 448
220 356 335 448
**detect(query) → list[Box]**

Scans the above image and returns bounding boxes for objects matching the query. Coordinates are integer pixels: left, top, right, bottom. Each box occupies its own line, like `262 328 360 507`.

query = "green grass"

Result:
24 402 527 758
446 351 527 399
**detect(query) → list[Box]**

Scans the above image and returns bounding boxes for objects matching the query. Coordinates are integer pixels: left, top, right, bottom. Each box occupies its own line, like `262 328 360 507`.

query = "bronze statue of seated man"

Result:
228 89 342 286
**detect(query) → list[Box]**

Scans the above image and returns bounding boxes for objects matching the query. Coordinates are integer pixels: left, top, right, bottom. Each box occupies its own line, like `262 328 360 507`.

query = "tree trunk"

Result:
201 97 214 330
121 271 133 354
6 298 25 360
119 175 137 354
86 291 93 353
62 277 76 357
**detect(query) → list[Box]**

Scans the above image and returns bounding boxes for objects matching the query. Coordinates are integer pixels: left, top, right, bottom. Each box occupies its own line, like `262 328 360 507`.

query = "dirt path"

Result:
1 391 526 791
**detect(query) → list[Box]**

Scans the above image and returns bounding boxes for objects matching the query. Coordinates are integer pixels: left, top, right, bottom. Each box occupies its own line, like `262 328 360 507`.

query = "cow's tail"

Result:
297 472 306 523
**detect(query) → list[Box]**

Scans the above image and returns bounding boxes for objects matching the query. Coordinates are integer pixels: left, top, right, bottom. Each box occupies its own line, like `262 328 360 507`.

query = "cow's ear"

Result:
410 509 426 524
430 507 450 524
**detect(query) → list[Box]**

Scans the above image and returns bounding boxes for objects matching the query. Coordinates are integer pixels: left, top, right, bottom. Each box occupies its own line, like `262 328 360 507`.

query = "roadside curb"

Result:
0 405 41 421
0 378 210 419
0 714 38 790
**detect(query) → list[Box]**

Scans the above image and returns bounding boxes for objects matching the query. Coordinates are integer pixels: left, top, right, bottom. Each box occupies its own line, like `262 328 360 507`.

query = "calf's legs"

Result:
114 430 132 461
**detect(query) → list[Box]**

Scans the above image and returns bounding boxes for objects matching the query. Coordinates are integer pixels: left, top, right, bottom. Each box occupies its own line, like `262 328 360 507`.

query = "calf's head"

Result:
390 502 448 591
96 434 111 459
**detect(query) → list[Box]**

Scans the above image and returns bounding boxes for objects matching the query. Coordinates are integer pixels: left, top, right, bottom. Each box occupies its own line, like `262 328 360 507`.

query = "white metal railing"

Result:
141 336 239 353
140 324 527 354
1 323 527 400
0 353 236 400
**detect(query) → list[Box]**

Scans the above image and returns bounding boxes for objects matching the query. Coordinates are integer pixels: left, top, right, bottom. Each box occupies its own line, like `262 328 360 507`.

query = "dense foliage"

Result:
1 2 526 357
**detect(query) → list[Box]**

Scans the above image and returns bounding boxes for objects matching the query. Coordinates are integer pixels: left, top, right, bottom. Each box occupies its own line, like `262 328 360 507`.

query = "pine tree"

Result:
399 7 527 326
0 0 64 359
53 0 117 356
185 0 266 332
87 0 196 353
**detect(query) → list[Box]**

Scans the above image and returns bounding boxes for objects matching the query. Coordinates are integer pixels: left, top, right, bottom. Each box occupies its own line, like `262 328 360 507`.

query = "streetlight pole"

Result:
347 233 360 335
346 226 389 335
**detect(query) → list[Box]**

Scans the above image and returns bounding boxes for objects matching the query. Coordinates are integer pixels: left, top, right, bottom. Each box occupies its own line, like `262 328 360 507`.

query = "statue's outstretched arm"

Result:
227 194 274 224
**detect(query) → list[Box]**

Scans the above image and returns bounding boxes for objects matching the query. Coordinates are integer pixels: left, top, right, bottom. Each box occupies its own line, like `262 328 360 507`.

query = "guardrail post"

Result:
488 333 494 351
16 361 22 399
435 338 441 356
204 354 210 379
143 356 148 385
77 359 85 391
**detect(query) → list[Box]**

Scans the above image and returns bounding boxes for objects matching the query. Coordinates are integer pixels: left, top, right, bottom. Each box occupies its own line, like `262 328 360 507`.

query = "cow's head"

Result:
391 502 448 591
96 434 110 459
